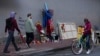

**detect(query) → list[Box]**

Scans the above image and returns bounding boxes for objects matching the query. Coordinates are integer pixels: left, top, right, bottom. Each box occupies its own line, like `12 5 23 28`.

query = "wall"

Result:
0 0 100 38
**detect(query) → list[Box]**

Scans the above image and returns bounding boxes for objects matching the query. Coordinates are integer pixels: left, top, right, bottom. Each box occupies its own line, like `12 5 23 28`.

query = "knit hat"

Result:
10 11 16 18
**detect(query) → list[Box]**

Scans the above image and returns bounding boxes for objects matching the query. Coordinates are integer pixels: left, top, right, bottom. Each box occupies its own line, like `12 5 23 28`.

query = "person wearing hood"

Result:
3 12 21 53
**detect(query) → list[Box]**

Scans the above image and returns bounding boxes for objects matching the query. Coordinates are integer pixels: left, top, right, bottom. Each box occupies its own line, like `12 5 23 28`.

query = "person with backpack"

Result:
3 12 21 53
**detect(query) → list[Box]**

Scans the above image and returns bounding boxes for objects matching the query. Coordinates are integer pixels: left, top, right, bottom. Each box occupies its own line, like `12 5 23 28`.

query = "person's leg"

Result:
26 33 30 47
29 32 34 44
47 35 53 42
38 33 42 43
86 34 91 54
3 31 12 53
11 31 20 51
55 35 58 40
86 35 91 51
50 33 54 42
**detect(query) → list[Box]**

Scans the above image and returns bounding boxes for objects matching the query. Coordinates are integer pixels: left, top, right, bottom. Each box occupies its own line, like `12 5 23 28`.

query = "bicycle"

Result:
71 35 94 54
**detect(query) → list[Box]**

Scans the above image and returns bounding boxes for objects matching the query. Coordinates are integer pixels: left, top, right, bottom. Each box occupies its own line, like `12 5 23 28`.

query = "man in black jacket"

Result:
3 12 21 53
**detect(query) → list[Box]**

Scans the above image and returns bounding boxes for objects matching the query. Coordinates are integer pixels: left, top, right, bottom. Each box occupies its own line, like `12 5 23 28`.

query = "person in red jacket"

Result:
79 18 92 54
3 12 21 53
35 21 42 44
35 21 42 34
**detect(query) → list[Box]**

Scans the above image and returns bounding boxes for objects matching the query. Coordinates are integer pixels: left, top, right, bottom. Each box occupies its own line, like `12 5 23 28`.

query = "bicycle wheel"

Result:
71 40 83 54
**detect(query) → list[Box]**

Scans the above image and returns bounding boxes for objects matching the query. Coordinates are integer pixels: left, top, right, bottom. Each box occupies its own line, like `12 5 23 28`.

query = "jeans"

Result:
3 30 19 52
81 34 91 50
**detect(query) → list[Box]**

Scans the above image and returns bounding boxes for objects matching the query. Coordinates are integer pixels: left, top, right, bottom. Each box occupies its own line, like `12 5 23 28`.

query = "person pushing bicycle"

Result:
80 18 92 54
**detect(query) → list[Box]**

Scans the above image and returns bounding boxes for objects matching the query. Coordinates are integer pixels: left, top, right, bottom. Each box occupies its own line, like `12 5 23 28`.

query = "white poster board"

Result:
58 22 77 39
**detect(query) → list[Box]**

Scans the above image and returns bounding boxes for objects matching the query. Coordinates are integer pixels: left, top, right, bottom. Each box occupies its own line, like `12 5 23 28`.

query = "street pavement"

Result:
31 45 100 56
0 38 100 56
0 39 73 56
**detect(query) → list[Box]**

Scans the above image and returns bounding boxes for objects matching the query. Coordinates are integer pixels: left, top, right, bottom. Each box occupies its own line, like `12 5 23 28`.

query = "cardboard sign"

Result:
58 22 77 39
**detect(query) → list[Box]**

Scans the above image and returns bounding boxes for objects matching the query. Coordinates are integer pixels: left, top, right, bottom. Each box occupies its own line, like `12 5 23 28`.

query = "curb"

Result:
18 46 71 56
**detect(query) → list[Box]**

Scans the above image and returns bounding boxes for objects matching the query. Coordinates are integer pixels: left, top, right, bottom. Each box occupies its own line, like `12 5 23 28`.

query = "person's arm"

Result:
14 19 21 33
5 19 8 33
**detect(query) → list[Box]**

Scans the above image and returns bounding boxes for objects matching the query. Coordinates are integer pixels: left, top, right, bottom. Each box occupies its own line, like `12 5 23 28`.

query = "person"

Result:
80 18 92 54
61 24 66 32
46 10 54 42
35 21 42 43
35 21 42 34
25 13 34 48
3 12 21 53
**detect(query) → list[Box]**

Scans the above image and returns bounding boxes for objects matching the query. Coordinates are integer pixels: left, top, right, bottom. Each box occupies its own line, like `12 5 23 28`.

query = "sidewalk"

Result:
0 38 75 56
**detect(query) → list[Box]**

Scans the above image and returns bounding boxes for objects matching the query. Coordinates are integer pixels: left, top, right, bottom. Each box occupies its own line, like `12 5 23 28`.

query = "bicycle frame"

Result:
79 37 86 48
79 35 92 49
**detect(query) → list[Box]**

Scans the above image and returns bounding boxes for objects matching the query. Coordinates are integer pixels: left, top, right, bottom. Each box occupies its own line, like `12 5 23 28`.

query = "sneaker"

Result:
54 40 59 42
3 50 10 53
78 48 82 53
86 50 91 54
26 44 31 48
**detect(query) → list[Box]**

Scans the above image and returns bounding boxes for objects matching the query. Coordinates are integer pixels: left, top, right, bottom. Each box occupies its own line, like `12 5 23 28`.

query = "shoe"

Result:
78 48 82 53
54 40 59 42
16 48 21 51
3 51 10 53
86 50 91 54
27 44 31 48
